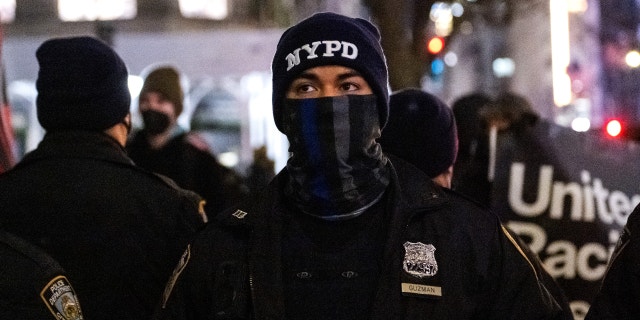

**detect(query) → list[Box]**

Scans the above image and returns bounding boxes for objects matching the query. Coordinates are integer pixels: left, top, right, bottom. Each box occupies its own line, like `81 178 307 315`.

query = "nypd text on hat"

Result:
286 40 359 71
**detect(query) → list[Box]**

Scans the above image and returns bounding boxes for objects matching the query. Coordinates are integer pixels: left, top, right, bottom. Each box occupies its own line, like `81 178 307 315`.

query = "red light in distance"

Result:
606 119 622 137
427 37 445 55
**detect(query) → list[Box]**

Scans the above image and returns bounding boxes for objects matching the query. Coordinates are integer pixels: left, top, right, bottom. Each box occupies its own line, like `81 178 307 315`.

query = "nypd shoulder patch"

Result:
40 275 84 320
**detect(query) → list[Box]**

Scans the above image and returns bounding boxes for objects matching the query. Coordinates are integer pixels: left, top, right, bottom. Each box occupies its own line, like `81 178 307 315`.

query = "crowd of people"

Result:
0 10 634 320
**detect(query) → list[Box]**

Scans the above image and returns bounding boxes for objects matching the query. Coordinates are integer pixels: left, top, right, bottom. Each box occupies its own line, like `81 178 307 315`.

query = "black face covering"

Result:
141 110 171 135
282 94 389 221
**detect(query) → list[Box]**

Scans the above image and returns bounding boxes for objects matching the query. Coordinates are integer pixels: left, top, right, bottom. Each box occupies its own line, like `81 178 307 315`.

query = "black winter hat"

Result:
379 88 458 178
271 12 390 132
139 66 184 116
36 36 131 131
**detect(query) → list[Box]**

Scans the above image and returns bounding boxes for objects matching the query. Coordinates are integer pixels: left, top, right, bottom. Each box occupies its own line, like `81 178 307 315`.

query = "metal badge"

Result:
403 242 438 278
40 275 84 320
232 210 248 219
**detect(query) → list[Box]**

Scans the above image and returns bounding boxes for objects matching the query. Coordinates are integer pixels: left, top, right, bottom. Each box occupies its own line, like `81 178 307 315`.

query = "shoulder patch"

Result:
162 245 192 308
40 275 84 320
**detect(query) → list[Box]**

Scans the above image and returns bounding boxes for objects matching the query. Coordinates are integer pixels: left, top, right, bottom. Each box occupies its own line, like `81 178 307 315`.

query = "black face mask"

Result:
282 94 389 221
141 110 171 135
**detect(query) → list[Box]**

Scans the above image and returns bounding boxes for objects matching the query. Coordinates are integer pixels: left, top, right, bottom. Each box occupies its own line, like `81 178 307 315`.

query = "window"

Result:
179 0 228 20
0 0 15 23
58 0 136 21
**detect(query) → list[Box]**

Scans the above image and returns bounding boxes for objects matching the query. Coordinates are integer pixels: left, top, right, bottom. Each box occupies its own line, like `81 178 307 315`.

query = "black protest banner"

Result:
490 120 640 318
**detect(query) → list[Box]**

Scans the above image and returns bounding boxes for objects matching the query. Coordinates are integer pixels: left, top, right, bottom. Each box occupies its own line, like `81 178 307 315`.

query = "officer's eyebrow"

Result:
293 72 319 82
294 69 364 81
336 70 364 81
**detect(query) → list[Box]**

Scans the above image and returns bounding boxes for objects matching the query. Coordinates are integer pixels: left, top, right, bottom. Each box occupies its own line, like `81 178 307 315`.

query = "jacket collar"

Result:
16 131 134 169
384 153 449 211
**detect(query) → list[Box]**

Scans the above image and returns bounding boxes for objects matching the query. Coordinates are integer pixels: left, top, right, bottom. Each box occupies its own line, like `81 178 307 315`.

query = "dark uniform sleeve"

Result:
484 225 572 319
153 219 252 320
0 231 85 320
585 205 640 320
153 245 193 320
503 226 575 319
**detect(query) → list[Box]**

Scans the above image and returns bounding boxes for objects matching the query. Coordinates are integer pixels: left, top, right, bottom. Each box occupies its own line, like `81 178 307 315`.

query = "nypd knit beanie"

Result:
379 88 458 178
36 36 131 131
271 12 390 132
139 67 184 116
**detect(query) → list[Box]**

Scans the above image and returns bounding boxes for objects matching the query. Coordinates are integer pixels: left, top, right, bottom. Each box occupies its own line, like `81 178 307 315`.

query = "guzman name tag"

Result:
401 283 442 297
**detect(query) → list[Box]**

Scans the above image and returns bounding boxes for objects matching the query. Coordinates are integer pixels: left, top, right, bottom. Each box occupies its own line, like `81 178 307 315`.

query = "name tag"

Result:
401 283 442 297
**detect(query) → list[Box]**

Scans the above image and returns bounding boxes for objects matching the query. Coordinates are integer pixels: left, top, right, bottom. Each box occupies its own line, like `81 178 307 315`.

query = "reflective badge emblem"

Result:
403 242 438 278
232 210 248 219
162 245 191 308
40 275 84 320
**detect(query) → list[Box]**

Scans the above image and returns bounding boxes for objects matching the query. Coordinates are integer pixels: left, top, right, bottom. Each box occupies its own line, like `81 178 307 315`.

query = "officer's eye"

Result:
296 84 317 93
340 82 360 92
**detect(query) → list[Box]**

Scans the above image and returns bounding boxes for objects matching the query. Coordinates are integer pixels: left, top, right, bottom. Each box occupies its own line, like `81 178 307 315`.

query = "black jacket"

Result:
0 230 84 319
0 131 206 319
586 204 640 320
127 131 248 216
157 156 570 319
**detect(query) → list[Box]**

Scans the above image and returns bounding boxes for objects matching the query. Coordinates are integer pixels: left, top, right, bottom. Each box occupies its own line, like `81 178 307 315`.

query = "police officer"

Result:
156 12 571 319
379 88 459 188
0 36 206 319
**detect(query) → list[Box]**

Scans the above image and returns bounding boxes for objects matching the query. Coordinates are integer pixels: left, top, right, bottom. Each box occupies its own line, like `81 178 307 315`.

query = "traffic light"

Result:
427 36 445 55
425 36 447 78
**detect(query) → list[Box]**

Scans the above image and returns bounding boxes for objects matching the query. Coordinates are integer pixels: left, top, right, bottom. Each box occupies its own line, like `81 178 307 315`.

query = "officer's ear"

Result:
104 113 132 147
122 113 132 136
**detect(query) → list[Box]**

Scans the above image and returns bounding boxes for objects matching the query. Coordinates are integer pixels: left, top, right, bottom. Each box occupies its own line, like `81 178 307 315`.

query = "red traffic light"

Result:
605 119 622 137
427 36 445 55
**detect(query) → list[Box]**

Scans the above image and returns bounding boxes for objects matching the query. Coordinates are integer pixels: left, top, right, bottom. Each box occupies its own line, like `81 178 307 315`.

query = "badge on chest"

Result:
401 241 442 299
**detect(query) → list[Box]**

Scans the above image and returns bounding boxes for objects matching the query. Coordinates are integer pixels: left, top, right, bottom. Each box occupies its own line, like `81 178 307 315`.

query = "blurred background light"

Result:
128 75 144 101
430 2 453 36
570 116 590 132
431 58 445 75
492 57 515 78
179 0 228 20
444 51 458 66
58 0 136 21
625 50 640 68
550 0 572 107
0 0 15 23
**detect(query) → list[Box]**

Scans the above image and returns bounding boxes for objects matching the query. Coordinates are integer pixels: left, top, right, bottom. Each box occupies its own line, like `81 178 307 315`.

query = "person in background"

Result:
585 203 640 319
246 145 276 195
378 88 458 188
451 91 539 207
0 229 84 320
127 66 247 216
480 91 539 136
0 36 206 319
450 92 493 206
155 12 570 320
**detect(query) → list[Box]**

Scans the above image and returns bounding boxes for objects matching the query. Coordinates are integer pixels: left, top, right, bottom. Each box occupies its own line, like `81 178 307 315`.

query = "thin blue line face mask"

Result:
282 94 390 220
